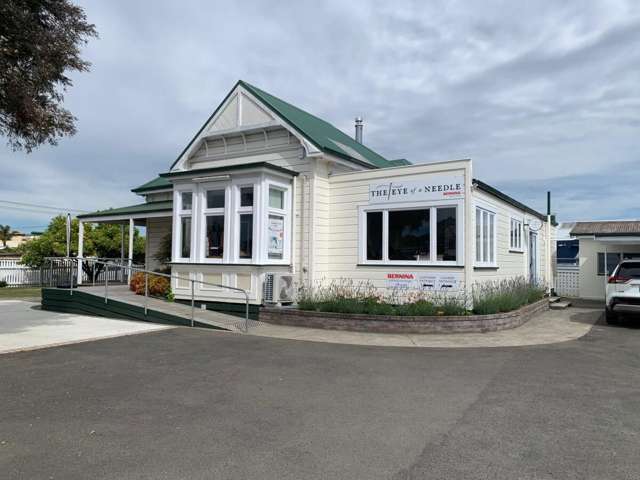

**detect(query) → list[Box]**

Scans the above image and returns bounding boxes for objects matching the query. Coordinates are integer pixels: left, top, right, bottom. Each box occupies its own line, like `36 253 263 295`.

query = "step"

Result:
548 296 561 303
549 300 572 310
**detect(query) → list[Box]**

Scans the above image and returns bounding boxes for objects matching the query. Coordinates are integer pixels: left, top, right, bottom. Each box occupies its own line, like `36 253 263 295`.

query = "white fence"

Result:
0 258 142 287
556 265 579 298
0 259 42 287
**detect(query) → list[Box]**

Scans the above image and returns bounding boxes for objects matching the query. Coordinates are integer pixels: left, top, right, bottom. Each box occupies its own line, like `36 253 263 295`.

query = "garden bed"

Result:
259 298 549 334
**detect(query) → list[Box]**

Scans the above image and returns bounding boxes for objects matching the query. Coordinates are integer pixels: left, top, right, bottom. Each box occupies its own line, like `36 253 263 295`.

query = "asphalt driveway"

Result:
1 308 640 479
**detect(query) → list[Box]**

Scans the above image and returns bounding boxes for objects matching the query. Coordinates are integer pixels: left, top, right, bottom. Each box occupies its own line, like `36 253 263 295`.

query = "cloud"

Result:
1 0 639 230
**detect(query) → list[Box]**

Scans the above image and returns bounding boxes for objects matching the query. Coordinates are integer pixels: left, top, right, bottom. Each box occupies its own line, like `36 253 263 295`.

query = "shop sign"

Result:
369 175 464 204
386 272 463 291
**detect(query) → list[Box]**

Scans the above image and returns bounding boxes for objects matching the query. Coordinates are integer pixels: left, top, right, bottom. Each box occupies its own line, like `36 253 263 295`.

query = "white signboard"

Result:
369 175 464 204
386 272 463 291
386 273 415 289
268 216 284 258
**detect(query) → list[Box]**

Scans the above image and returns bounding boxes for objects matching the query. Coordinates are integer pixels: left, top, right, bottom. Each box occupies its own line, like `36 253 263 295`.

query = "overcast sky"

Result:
1 0 639 232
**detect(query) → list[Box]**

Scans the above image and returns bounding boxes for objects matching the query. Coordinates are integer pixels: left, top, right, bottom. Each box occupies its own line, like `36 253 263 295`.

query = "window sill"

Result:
474 265 499 270
169 262 292 267
357 263 464 268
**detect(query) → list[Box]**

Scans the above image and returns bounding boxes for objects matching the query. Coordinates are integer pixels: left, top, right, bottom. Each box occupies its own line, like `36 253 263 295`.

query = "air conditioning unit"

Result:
263 273 295 304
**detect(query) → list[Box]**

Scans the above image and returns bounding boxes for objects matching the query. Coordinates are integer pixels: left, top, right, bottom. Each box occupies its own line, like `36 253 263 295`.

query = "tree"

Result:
0 0 98 152
19 215 145 267
0 224 19 247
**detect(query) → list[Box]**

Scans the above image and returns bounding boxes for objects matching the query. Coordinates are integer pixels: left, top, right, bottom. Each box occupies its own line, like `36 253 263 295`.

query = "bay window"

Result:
510 218 523 251
362 204 459 264
173 173 292 265
475 207 496 266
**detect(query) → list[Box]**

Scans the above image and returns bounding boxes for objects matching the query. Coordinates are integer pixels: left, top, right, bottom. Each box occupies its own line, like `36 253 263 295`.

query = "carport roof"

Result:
570 221 640 236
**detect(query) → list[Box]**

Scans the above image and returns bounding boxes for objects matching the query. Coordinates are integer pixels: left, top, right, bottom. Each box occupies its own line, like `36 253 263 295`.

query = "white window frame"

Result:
358 199 464 266
172 172 293 266
235 184 256 262
199 182 230 263
172 186 196 262
475 204 497 267
510 217 524 252
263 180 291 264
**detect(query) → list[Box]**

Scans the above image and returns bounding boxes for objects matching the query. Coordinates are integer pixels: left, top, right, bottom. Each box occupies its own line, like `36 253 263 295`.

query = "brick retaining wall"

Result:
259 299 549 334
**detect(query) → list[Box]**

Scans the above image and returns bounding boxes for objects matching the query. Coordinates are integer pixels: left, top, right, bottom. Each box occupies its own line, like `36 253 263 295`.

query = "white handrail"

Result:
45 257 251 332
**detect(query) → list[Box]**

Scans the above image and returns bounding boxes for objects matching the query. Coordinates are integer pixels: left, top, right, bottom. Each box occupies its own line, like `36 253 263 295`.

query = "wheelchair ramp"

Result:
42 286 250 332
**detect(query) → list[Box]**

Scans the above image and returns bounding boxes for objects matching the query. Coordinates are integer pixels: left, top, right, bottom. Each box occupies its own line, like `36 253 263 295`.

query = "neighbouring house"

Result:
0 232 39 250
568 221 640 300
76 80 556 307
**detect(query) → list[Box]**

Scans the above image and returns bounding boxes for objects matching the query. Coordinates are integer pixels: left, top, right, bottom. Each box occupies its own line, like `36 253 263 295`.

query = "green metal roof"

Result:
131 176 172 193
77 201 173 219
240 81 401 168
170 80 408 170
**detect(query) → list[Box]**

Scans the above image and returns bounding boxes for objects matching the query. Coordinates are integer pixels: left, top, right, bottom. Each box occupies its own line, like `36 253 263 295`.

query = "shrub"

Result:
129 272 172 299
472 277 545 315
0 280 7 288
296 279 467 317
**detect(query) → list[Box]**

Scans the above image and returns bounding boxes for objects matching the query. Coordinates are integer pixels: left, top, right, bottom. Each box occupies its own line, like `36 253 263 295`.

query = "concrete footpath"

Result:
0 300 173 354
250 307 600 348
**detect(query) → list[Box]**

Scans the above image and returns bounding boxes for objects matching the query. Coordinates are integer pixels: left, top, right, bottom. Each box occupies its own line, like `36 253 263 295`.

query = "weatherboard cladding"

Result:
570 221 640 236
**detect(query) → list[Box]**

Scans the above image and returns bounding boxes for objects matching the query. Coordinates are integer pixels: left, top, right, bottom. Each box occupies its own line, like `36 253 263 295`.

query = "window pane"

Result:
388 209 430 261
268 215 284 259
239 214 253 259
598 252 621 275
510 220 515 248
482 211 489 263
205 215 224 258
180 216 191 258
489 213 495 263
181 192 192 211
206 190 225 209
240 187 253 207
476 209 482 262
437 207 456 261
269 188 284 209
366 211 383 260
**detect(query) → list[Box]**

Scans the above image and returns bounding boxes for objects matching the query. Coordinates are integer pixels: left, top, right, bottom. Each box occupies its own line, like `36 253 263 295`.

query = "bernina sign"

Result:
369 175 464 204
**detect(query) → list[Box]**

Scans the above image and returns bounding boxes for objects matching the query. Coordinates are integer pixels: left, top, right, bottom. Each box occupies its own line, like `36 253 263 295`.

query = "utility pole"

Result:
66 213 71 258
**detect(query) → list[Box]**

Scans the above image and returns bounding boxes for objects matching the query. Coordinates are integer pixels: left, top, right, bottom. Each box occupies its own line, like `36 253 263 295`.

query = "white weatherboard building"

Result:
78 81 556 307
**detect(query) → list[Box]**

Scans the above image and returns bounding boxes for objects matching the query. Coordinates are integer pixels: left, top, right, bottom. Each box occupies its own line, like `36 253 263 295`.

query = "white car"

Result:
605 260 640 323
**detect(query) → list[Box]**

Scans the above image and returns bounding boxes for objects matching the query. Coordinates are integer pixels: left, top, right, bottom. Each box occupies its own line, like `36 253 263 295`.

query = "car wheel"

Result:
605 308 617 324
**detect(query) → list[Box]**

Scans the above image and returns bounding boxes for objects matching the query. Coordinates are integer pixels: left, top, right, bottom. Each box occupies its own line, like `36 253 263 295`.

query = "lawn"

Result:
0 287 42 299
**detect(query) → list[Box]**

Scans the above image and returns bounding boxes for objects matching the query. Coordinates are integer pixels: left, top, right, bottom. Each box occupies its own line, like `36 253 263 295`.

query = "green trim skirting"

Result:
174 298 260 320
41 288 226 330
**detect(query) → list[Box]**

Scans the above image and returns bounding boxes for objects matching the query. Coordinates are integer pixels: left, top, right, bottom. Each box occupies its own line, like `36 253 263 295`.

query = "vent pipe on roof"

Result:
355 117 363 143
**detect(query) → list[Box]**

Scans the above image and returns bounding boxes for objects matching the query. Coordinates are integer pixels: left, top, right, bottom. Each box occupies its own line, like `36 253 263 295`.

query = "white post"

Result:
128 218 134 282
77 221 84 285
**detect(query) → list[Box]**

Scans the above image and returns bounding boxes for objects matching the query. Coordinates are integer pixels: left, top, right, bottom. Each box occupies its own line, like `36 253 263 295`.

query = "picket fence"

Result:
0 258 139 287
